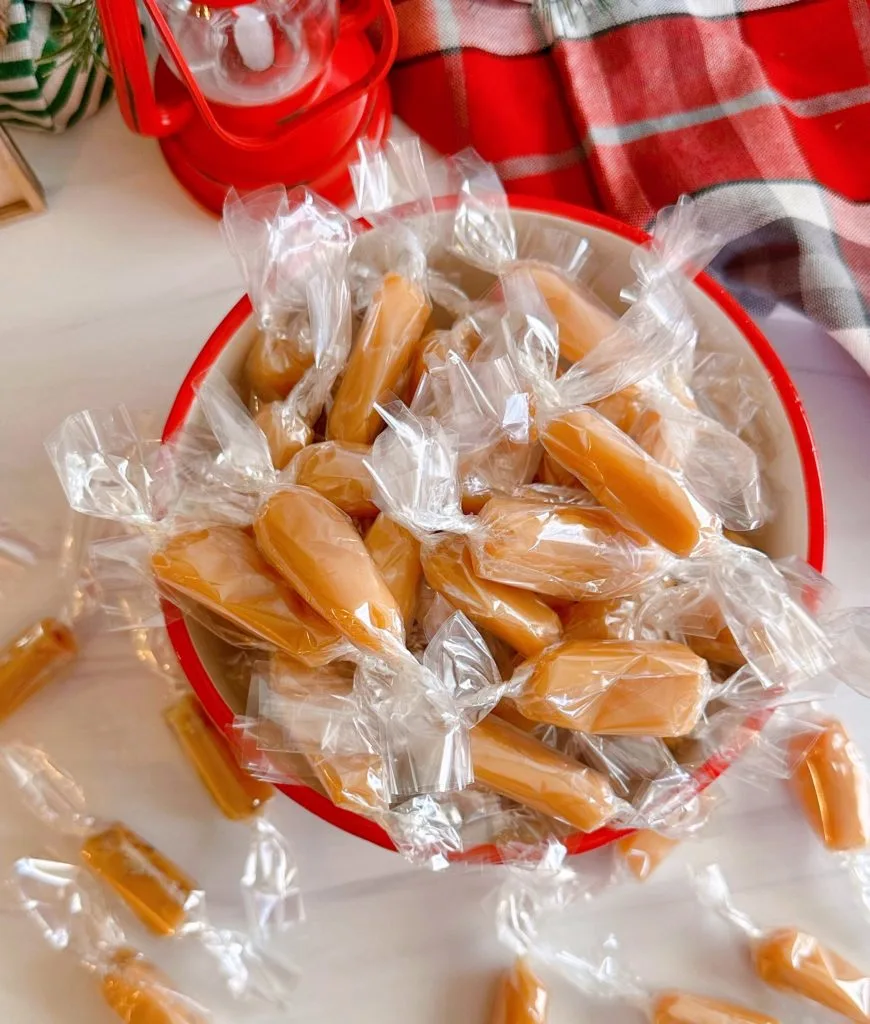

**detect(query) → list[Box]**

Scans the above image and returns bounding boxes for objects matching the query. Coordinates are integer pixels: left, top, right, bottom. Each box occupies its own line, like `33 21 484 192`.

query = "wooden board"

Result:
0 125 45 224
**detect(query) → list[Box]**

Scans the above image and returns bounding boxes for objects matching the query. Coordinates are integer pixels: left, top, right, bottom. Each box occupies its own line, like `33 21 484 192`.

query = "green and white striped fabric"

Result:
0 0 112 131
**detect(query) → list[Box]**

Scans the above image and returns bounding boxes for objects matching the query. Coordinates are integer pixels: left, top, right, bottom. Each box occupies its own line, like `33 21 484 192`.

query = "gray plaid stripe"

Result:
495 147 587 180
586 85 870 146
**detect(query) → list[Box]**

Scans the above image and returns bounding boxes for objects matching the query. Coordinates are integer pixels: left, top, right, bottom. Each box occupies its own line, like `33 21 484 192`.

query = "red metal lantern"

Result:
96 0 397 212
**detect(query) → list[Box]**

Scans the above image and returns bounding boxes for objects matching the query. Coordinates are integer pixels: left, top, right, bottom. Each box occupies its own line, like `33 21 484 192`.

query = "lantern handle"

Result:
95 0 192 138
140 0 398 153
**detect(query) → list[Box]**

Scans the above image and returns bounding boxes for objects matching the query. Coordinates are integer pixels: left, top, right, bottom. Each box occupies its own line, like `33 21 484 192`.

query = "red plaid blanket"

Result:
390 0 870 370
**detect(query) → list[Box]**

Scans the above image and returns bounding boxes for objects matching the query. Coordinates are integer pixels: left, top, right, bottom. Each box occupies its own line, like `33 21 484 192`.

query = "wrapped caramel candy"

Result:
472 494 663 600
244 331 313 403
164 693 274 821
253 401 313 470
541 408 701 557
291 440 378 517
421 534 562 658
0 617 78 722
81 823 200 936
535 451 580 488
560 597 636 641
651 992 778 1024
102 947 208 1024
410 321 481 394
327 273 431 444
470 715 620 832
616 830 680 882
151 525 345 667
511 639 710 736
364 514 422 631
790 718 870 852
490 957 549 1024
254 485 404 654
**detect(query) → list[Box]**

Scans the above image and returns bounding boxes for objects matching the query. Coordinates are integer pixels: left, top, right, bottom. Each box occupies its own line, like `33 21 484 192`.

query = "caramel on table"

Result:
291 441 379 517
244 331 313 403
652 991 779 1024
0 617 77 722
753 927 870 1022
81 824 199 936
512 639 708 736
254 401 313 470
791 718 870 852
151 525 343 666
364 514 422 631
541 408 701 557
164 693 274 821
521 263 618 363
102 948 206 1024
473 494 661 600
254 486 404 654
490 958 549 1024
327 272 431 444
616 829 680 881
470 715 619 832
560 598 636 641
421 535 562 658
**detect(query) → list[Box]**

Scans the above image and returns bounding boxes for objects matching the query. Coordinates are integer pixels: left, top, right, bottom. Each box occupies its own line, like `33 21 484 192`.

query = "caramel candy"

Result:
652 991 779 1024
490 957 549 1024
474 495 661 600
686 624 745 670
292 441 378 517
791 718 870 852
616 830 679 881
0 618 77 722
254 401 312 470
522 264 618 363
364 514 422 630
327 273 431 444
541 408 700 556
492 698 540 734
308 752 387 813
410 321 481 396
151 525 343 666
164 693 273 821
81 824 199 936
594 389 677 470
421 535 562 658
102 948 206 1024
512 639 708 736
560 598 635 641
470 715 619 832
244 331 313 402
753 928 870 1022
254 486 404 654
535 451 580 488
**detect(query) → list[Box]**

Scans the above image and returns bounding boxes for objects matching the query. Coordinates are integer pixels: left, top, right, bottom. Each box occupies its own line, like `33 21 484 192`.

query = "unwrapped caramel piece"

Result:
254 401 313 470
327 273 431 444
254 486 404 654
522 264 617 363
364 514 422 630
541 408 701 557
81 824 199 936
616 830 680 881
490 957 549 1024
292 441 378 517
753 927 870 1022
652 991 779 1024
244 331 313 402
560 598 635 641
474 495 661 600
102 948 206 1024
470 715 619 831
151 526 343 666
791 718 870 852
0 618 77 722
421 535 562 658
164 693 273 821
512 639 708 736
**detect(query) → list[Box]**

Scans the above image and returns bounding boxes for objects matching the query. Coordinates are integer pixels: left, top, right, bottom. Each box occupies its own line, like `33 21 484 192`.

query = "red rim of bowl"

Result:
162 193 826 862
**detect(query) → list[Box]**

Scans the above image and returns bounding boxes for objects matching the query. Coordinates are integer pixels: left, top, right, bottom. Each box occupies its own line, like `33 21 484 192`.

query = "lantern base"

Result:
158 82 391 214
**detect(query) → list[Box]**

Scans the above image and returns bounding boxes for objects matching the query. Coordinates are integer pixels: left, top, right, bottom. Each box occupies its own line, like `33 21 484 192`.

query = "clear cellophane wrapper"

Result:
7 855 211 1023
0 742 300 1007
694 863 870 1022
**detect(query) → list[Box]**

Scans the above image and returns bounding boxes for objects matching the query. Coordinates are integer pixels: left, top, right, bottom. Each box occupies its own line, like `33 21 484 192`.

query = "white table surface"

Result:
2 105 870 1024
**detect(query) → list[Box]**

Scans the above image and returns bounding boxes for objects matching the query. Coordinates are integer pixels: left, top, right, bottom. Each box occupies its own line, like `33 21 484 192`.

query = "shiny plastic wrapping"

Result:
0 617 78 723
0 743 299 1008
695 863 870 1022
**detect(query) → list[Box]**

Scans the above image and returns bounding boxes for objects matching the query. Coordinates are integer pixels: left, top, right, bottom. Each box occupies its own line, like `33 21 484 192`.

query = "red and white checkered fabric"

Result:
390 0 870 370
